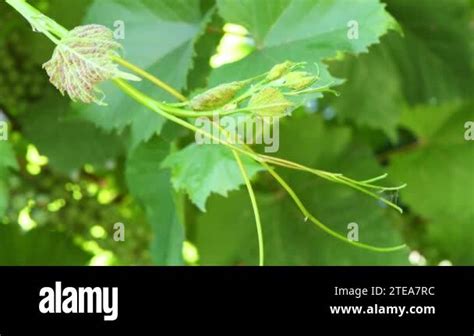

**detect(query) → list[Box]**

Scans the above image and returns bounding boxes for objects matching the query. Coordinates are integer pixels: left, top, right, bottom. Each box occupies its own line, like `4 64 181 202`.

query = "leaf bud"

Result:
190 82 246 111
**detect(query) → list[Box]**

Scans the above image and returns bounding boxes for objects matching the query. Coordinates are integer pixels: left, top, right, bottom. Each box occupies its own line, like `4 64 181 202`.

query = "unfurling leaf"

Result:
189 81 246 111
284 72 318 91
43 24 140 105
249 88 293 117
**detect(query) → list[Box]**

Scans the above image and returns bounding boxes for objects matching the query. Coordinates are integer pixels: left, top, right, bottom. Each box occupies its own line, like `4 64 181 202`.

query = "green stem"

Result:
233 151 264 266
116 55 266 266
113 56 187 102
208 125 405 252
113 79 267 266
159 102 300 118
259 154 405 213
263 164 406 252
208 119 265 266
103 43 404 214
6 0 67 43
113 79 264 161
115 71 407 253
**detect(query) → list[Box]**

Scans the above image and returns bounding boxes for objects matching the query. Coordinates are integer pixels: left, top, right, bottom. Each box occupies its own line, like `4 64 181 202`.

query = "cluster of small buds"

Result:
188 61 320 118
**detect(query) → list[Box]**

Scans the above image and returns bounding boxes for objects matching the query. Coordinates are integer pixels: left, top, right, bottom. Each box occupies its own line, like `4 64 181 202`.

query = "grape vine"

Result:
6 0 408 266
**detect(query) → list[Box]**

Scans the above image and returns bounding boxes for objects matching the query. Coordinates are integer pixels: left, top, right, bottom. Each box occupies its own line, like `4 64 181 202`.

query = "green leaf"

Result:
0 225 92 265
425 216 474 265
20 94 123 174
210 0 397 87
162 143 264 211
196 113 408 265
126 137 185 265
78 0 214 147
385 0 474 104
388 103 474 264
218 0 292 45
328 42 404 140
328 0 474 136
186 5 224 93
391 103 474 219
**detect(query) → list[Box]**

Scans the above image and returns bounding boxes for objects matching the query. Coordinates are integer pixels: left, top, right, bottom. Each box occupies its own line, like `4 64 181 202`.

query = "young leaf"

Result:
43 24 139 105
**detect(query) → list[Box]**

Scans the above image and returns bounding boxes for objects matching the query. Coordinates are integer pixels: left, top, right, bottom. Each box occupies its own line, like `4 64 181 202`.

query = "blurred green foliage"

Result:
0 0 473 265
